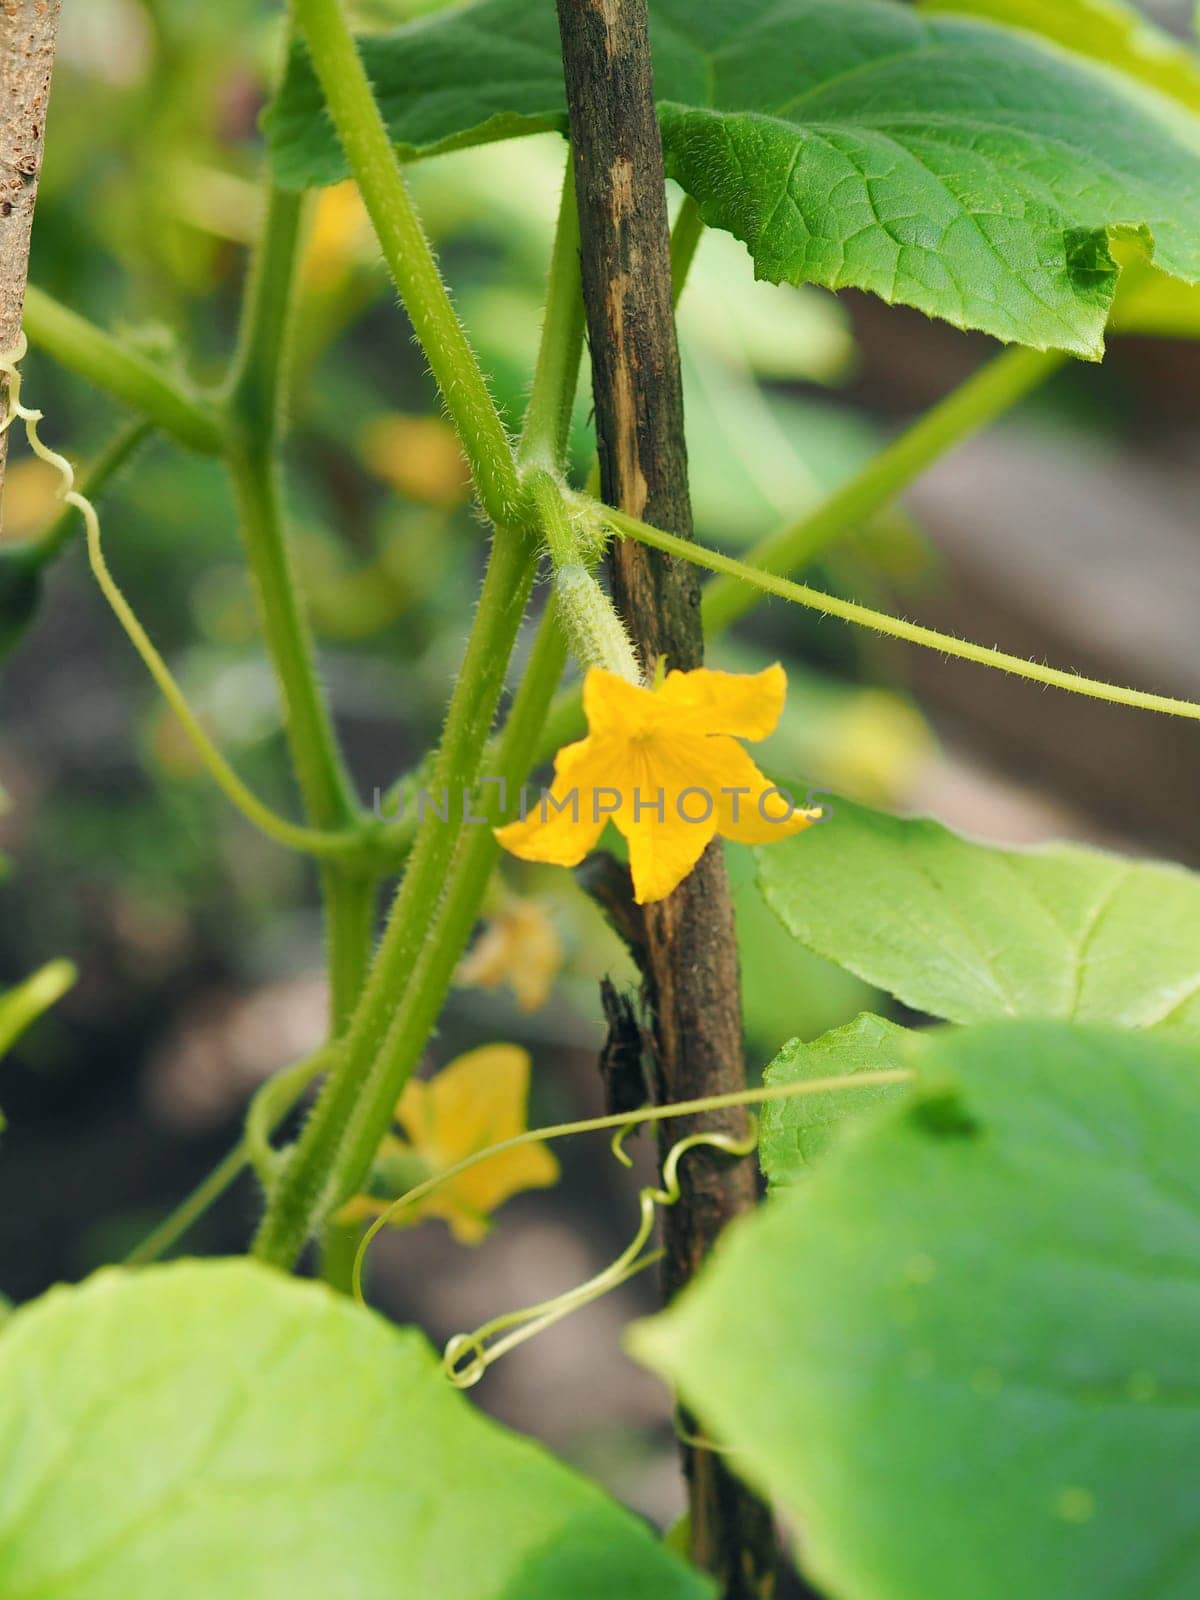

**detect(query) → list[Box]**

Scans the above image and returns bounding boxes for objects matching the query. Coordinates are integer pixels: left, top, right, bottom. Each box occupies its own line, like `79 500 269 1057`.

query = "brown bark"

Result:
555 3 777 1593
0 0 60 529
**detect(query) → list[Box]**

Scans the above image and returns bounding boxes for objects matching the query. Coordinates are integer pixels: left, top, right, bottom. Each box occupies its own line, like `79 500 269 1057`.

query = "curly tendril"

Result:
350 1066 913 1382
0 334 366 860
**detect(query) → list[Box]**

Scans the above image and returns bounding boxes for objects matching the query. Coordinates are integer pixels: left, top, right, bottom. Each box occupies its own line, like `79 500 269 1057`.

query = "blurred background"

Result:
1 0 1198 1568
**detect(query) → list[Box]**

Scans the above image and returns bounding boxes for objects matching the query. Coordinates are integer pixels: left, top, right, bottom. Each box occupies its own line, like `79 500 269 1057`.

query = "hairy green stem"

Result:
606 505 1200 721
252 157 586 1267
518 161 584 471
224 177 370 1033
20 284 224 454
251 525 540 1266
702 343 1067 633
290 0 522 525
302 598 569 1255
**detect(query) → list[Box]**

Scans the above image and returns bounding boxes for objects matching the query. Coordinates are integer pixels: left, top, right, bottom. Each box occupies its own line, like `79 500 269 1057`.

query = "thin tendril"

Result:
0 335 369 860
123 1043 334 1266
442 1120 759 1389
351 1066 913 1325
245 1045 336 1184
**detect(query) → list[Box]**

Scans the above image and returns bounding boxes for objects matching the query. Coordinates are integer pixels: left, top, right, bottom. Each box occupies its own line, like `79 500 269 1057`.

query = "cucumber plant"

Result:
0 1 1199 1597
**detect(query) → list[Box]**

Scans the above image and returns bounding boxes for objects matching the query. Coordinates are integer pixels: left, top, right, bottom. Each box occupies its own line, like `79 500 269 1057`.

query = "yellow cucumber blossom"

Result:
457 894 563 1013
338 1045 559 1244
496 663 820 904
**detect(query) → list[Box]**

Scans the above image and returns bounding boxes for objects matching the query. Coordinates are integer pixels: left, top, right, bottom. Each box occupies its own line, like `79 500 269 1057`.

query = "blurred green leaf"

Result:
920 0 1200 111
0 960 75 1063
1110 259 1200 336
757 797 1200 1033
632 1021 1200 1600
759 1012 910 1186
269 0 1200 353
0 1260 711 1600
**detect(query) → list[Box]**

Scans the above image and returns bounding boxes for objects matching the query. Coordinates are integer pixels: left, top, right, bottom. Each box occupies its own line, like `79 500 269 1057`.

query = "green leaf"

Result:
759 1012 910 1186
756 797 1200 1033
726 842 878 1055
919 0 1200 112
269 0 1200 354
0 1260 710 1600
0 959 75 1062
631 1021 1200 1600
267 4 570 186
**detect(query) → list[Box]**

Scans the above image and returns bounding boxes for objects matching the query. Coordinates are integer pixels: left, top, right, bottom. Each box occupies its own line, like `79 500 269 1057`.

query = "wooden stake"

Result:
555 2 778 1592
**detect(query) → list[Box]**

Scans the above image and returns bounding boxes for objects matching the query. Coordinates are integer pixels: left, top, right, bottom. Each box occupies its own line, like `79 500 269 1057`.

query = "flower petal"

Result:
417 1043 533 1158
713 742 823 844
494 734 607 867
395 1044 560 1242
612 730 723 903
657 663 788 741
582 666 655 738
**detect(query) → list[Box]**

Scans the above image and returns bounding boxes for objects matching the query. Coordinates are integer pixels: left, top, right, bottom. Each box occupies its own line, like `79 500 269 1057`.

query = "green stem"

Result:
252 159 587 1268
318 1221 363 1295
20 285 224 455
702 343 1066 634
224 177 369 1037
123 1140 250 1267
126 1046 332 1267
290 0 522 526
304 598 569 1264
606 505 1200 721
226 185 307 449
518 159 584 471
225 181 350 832
252 525 540 1266
225 446 356 830
669 195 705 302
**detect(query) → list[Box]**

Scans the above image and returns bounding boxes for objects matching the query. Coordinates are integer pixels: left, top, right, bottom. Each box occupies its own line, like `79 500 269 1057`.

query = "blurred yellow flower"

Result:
457 894 563 1012
301 180 375 292
0 458 59 541
496 663 820 904
339 1044 559 1245
359 413 471 508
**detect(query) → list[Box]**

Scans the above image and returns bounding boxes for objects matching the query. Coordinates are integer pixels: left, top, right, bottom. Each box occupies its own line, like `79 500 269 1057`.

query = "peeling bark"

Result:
0 0 60 528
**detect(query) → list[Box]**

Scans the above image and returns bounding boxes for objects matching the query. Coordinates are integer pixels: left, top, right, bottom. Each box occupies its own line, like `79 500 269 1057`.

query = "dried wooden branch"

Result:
0 0 61 528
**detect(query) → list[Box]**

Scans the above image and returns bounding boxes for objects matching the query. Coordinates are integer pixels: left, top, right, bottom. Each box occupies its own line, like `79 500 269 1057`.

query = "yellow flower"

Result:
457 894 563 1012
301 180 375 292
496 663 820 904
339 1044 559 1244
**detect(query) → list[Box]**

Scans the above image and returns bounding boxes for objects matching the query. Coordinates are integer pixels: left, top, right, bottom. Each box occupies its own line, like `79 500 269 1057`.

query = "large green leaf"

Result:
0 1260 709 1600
632 1021 1200 1600
268 0 1200 354
920 0 1200 112
756 797 1200 1033
759 1012 910 1186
